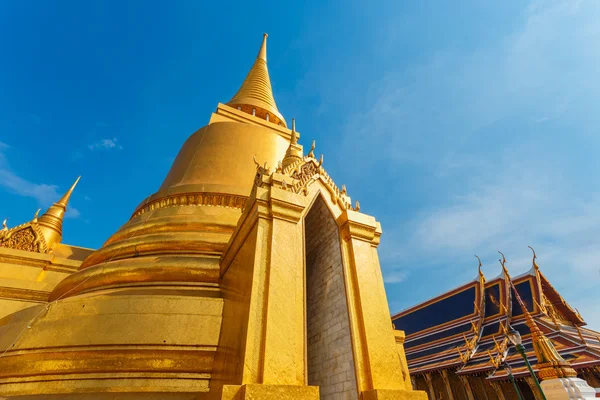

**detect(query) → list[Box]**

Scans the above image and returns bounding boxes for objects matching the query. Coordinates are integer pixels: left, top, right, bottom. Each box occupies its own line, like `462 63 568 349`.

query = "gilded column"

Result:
490 381 506 400
337 210 408 396
458 375 475 400
582 368 600 388
424 373 436 400
394 330 412 390
525 377 546 400
440 370 455 400
218 183 318 400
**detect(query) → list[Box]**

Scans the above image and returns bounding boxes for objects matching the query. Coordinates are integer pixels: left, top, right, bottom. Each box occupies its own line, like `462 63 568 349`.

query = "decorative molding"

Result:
0 286 50 303
131 192 248 219
0 222 49 254
253 150 359 214
269 198 304 223
340 219 377 242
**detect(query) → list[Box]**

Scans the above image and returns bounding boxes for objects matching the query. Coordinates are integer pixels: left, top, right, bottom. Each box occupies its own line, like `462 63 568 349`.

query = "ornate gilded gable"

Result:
0 221 48 253
253 139 360 213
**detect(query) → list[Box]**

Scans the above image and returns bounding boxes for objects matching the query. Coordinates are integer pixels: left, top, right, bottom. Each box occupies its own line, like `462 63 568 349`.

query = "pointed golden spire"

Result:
257 32 267 61
281 118 303 170
227 33 287 127
37 176 80 251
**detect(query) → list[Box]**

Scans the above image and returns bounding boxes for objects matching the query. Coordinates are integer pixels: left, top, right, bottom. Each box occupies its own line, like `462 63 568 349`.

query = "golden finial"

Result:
36 176 81 252
282 120 304 169
290 119 298 145
354 200 360 212
227 33 286 127
498 251 510 277
308 140 316 158
341 184 347 195
498 250 506 267
475 255 485 283
318 154 323 166
2 218 7 230
528 246 539 271
33 208 41 222
258 33 268 61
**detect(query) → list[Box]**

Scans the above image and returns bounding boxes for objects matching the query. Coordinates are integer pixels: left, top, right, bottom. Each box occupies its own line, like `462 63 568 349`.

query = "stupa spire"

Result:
37 176 80 250
227 33 287 127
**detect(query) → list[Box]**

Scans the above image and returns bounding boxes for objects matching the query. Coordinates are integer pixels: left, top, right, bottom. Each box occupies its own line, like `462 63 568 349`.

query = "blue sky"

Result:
1 1 599 329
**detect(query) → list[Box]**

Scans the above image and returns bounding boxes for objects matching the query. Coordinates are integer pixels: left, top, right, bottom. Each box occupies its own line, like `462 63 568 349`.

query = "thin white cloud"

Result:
0 142 81 219
383 270 408 284
88 137 123 151
65 207 81 219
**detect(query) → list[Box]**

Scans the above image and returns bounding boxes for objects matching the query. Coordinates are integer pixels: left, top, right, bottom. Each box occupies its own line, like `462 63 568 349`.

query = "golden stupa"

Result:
0 34 426 400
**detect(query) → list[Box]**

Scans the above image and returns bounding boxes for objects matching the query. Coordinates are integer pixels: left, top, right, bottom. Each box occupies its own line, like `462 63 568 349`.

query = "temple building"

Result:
392 252 600 400
0 35 426 400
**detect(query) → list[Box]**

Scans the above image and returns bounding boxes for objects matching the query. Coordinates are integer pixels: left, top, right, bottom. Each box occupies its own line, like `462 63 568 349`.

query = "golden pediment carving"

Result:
0 223 48 253
254 150 359 214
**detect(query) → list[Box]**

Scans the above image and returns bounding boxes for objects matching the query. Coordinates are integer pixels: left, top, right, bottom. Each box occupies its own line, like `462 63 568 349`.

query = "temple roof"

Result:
227 34 287 127
392 256 600 380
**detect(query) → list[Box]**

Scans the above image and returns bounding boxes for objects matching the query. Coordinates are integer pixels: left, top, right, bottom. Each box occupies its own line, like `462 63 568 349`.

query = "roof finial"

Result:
2 218 7 230
227 34 286 127
258 33 268 61
475 255 485 284
475 255 483 274
498 251 509 276
308 140 316 158
33 208 41 222
290 118 298 144
528 245 539 271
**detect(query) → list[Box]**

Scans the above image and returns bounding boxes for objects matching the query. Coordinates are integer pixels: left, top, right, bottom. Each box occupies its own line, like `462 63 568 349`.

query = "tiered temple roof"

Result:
392 256 600 381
